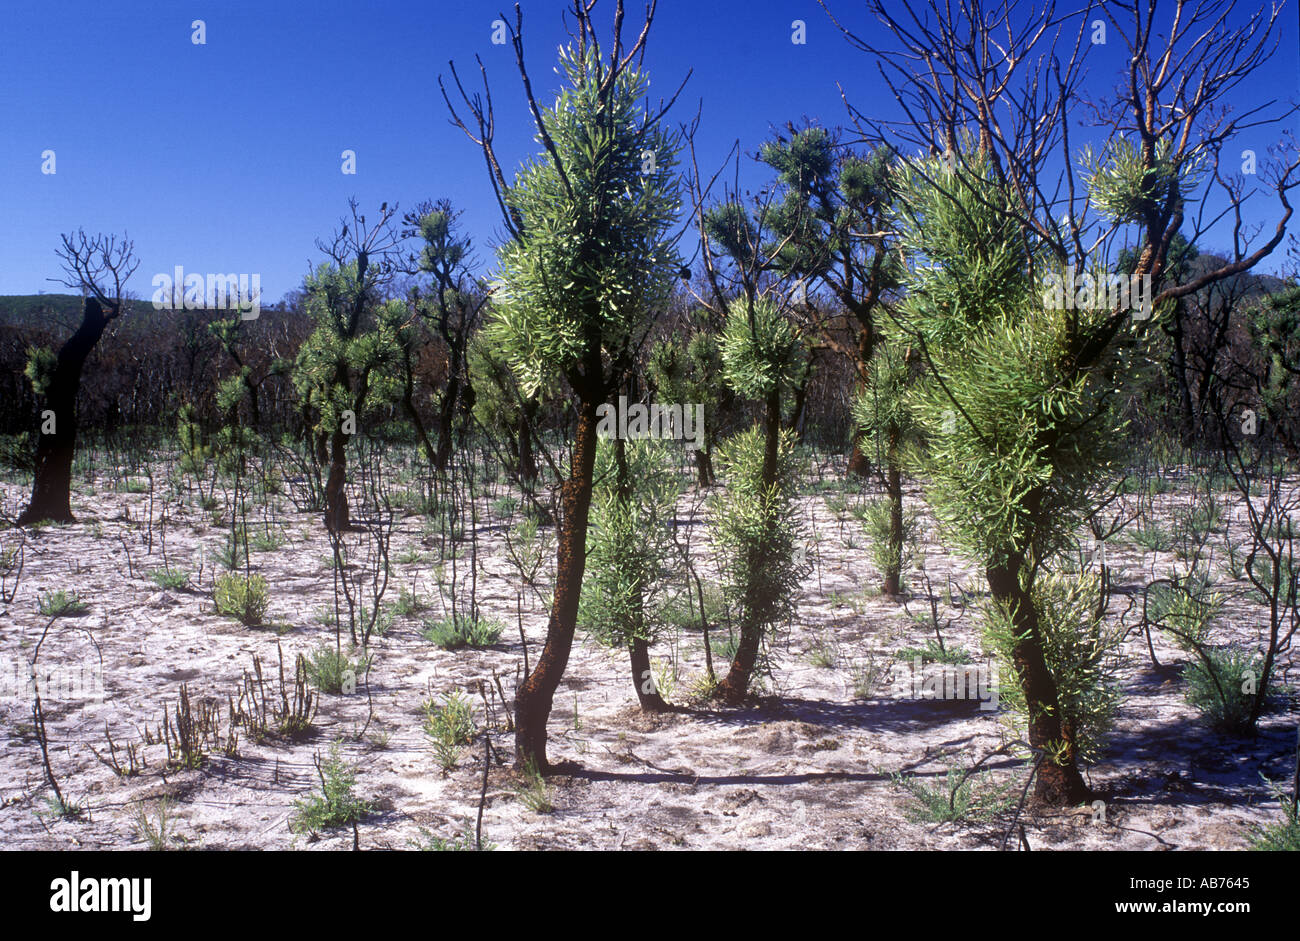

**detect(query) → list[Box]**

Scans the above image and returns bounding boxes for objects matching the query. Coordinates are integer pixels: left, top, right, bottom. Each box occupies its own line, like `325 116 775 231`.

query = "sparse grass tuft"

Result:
423 691 476 771
213 572 269 626
422 614 503 650
38 589 88 617
148 567 189 591
290 744 370 834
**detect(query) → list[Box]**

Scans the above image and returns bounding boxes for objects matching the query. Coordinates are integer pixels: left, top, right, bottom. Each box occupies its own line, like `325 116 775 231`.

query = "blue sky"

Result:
1 0 1296 301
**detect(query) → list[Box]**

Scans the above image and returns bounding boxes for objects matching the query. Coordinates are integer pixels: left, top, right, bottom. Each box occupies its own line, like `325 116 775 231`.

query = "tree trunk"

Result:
715 385 782 703
986 562 1091 807
513 395 600 771
883 431 903 596
694 447 715 488
434 370 460 472
847 434 872 477
18 299 113 526
517 402 538 485
324 428 350 532
629 636 668 712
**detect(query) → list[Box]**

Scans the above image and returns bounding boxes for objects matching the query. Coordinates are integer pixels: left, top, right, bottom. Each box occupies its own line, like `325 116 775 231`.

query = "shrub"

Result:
515 758 554 814
860 497 920 586
290 745 370 834
1183 646 1268 734
148 567 189 591
213 573 269 626
890 763 1016 823
1248 777 1300 851
409 820 495 851
1147 570 1222 649
37 589 88 617
422 614 503 650
850 654 889 700
303 645 367 694
895 640 972 665
983 570 1125 767
423 691 476 770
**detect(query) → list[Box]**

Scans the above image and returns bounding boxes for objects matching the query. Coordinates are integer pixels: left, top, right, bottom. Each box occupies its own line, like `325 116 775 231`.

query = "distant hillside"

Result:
0 294 298 333
0 293 87 328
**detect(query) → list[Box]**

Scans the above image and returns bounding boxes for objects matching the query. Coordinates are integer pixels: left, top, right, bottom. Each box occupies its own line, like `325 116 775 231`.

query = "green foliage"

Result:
176 403 209 479
647 318 730 452
514 758 555 814
1081 137 1204 227
410 820 495 851
24 345 57 398
423 691 476 771
860 496 920 584
212 572 268 626
133 798 178 850
890 763 1016 824
983 570 1125 766
719 297 807 402
148 567 189 591
290 744 370 834
578 439 681 649
303 645 367 694
487 44 682 398
1183 646 1267 734
422 614 503 650
1248 775 1300 851
709 427 809 661
896 154 1131 570
291 261 405 441
895 640 972 665
1147 571 1222 649
37 589 88 617
851 326 915 451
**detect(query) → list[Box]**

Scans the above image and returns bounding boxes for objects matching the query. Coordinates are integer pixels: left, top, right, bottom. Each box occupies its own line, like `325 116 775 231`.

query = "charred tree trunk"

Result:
883 429 904 597
324 428 350 532
18 298 115 526
847 434 873 477
629 636 668 712
693 446 715 488
986 561 1090 807
715 385 782 703
513 393 600 771
516 401 538 485
434 369 461 472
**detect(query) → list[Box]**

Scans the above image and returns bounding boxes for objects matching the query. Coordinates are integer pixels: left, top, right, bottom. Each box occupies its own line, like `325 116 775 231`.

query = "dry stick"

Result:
1292 725 1299 824
476 735 492 851
30 615 64 811
1000 749 1046 853
517 590 529 676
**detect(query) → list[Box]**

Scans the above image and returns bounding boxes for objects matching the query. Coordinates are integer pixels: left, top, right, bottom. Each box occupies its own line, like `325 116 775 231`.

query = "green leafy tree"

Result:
710 296 811 701
579 438 681 710
447 5 683 769
850 321 918 595
398 201 486 471
708 424 808 701
647 310 732 486
758 125 901 474
893 148 1147 804
292 200 406 532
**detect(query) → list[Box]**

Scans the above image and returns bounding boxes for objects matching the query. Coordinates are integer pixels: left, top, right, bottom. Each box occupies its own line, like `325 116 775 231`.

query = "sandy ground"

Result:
0 453 1296 851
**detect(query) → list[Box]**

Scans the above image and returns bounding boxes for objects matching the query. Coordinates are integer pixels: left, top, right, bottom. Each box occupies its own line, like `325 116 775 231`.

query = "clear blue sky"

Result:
1 0 1296 301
